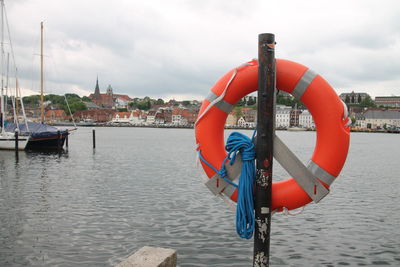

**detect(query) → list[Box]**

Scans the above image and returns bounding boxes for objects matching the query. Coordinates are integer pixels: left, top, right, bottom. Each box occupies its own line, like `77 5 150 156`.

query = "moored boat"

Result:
0 131 28 150
5 121 69 150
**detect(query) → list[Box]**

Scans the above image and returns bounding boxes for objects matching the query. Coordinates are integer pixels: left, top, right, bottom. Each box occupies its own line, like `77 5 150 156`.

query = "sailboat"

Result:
0 0 29 150
6 22 70 150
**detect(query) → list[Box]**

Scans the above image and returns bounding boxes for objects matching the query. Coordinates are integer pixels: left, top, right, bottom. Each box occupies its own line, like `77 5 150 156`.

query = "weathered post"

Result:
254 33 276 267
14 128 19 152
65 132 69 148
57 130 61 152
92 128 96 149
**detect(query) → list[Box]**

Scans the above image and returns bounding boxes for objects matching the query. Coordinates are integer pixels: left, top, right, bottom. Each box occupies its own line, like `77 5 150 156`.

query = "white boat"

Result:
0 131 28 150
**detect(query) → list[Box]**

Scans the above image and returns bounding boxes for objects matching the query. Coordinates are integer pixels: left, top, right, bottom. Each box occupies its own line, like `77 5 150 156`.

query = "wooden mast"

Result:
0 0 4 133
15 76 19 119
40 21 44 123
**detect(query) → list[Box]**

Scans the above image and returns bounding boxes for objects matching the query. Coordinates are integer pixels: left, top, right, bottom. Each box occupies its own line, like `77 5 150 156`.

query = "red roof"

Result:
172 108 197 123
131 110 142 117
113 94 132 101
147 110 157 116
114 112 131 118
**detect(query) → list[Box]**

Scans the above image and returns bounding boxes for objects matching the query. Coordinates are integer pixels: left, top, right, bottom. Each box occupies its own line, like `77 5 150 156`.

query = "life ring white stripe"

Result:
291 69 317 100
307 160 336 186
206 91 234 114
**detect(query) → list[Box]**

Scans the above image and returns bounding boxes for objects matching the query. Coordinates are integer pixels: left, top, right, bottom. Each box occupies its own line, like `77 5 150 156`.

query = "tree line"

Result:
22 94 89 114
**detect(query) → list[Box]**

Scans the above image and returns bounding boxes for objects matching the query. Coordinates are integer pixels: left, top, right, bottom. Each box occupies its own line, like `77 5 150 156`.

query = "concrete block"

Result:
116 246 177 267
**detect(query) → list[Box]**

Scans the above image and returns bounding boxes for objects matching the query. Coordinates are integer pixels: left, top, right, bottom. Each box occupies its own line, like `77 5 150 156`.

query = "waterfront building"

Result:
276 105 291 128
299 110 315 129
112 112 132 123
130 110 144 125
155 112 165 125
237 116 246 127
374 96 400 108
290 109 301 127
45 109 67 122
242 108 257 124
74 109 115 122
111 110 145 124
359 109 400 129
114 93 132 109
171 108 197 126
236 116 255 128
339 91 370 105
146 110 157 125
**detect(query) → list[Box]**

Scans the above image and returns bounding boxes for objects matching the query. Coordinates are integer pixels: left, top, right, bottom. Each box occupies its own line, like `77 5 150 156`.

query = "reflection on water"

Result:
0 128 399 266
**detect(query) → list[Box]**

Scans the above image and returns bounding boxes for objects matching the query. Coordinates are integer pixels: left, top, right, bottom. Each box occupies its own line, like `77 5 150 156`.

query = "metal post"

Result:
92 128 96 149
14 128 18 151
253 33 276 267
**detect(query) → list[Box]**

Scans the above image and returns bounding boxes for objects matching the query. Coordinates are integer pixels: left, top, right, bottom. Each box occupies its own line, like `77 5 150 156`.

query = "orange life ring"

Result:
195 59 350 211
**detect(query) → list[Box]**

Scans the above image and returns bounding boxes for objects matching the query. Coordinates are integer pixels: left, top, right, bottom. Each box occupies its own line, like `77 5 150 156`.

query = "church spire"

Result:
94 76 100 98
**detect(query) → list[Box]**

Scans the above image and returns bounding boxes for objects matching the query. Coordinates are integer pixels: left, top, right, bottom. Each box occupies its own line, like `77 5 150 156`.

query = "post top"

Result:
258 33 275 43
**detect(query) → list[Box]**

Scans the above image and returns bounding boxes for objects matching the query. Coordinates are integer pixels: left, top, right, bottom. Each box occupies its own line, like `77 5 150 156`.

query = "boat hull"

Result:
25 133 67 150
0 135 29 150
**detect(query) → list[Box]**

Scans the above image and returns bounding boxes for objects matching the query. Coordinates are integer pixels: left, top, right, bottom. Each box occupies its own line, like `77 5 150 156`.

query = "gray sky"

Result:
5 0 400 100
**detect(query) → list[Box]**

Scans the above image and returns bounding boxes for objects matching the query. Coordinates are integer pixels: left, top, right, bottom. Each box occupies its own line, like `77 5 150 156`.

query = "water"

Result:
0 127 399 266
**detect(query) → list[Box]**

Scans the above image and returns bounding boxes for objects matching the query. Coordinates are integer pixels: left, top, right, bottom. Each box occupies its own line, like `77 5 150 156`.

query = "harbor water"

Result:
0 127 399 266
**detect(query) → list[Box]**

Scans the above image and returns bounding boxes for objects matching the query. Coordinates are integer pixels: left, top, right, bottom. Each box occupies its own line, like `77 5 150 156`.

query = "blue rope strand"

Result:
225 132 256 239
198 130 257 239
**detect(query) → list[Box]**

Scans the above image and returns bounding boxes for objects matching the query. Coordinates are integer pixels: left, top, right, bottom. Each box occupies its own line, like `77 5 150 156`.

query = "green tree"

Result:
182 100 191 106
359 96 376 108
65 93 81 103
45 94 64 105
156 98 164 105
65 101 87 114
23 95 40 106
137 100 151 110
82 96 92 102
129 102 138 109
247 97 256 106
236 98 245 107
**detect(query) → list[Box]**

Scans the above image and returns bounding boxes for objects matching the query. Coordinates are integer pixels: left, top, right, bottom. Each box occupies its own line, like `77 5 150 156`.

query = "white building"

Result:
112 112 131 123
146 111 157 125
237 116 255 128
275 105 291 128
299 110 315 129
359 109 400 129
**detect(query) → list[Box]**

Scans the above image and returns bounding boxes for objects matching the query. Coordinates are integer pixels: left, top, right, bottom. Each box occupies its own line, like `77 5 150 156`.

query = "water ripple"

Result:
0 129 399 266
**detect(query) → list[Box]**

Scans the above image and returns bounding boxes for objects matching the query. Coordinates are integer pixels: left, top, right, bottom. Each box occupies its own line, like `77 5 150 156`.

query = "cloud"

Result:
4 0 400 100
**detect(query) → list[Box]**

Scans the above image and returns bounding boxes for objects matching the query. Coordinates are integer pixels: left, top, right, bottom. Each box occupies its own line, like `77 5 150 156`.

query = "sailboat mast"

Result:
15 75 19 117
40 21 44 123
0 0 4 133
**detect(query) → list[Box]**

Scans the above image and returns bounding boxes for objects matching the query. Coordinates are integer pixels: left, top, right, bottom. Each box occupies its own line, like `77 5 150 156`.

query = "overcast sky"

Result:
4 0 400 100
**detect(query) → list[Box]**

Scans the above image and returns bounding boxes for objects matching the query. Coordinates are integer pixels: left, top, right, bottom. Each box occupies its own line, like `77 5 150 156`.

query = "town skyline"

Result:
5 0 400 100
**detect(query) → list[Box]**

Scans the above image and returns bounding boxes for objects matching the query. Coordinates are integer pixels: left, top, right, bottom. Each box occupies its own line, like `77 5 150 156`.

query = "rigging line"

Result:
3 4 18 76
48 50 77 128
4 3 29 132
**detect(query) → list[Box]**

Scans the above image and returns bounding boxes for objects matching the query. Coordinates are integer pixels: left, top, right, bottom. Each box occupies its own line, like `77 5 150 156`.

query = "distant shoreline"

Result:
50 122 400 134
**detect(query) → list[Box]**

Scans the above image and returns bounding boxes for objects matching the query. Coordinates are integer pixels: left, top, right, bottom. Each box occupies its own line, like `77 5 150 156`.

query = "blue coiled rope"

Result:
199 131 256 239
